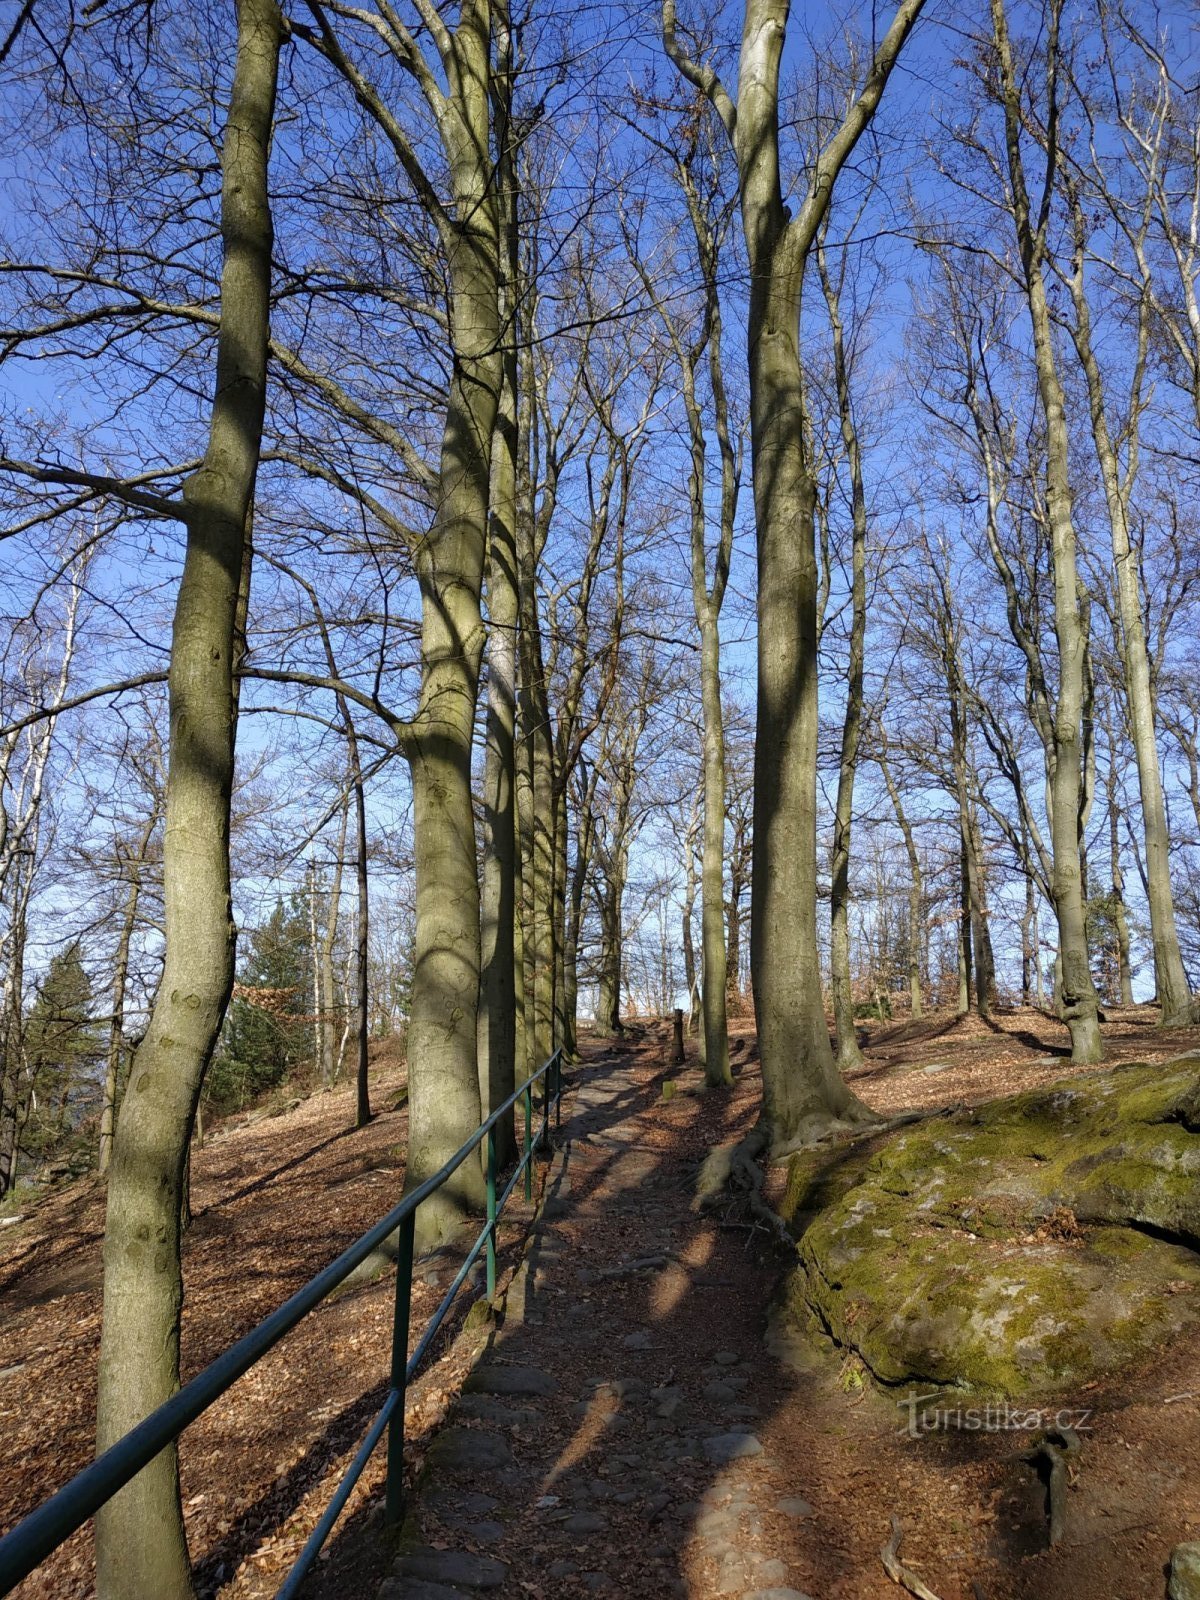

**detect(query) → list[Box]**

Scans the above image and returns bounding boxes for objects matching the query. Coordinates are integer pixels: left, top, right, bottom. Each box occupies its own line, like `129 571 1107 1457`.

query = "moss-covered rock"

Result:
783 1056 1200 1398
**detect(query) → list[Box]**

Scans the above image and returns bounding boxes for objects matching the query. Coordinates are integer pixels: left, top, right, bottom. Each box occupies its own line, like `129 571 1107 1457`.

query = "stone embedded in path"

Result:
424 1489 498 1518
454 1395 541 1427
379 1580 467 1600
714 1350 739 1366
742 1591 816 1600
424 1426 513 1476
463 1364 556 1398
702 1380 737 1405
775 1496 814 1519
702 1431 764 1463
563 1510 608 1534
622 1328 653 1349
393 1547 507 1590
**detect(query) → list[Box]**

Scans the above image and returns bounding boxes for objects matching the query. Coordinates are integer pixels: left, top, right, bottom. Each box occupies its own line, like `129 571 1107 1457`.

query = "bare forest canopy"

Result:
2 0 1200 1592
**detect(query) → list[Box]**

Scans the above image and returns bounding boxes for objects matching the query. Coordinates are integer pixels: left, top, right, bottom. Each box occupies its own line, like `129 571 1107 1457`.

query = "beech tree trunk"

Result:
94 3 281 1591
477 23 518 1159
991 0 1102 1062
819 243 867 1071
664 0 925 1146
98 811 157 1174
1065 199 1192 1024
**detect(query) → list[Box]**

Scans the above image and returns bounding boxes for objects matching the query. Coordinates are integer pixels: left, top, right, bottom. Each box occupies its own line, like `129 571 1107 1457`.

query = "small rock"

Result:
463 1521 505 1544
463 1365 556 1398
623 1329 653 1349
920 1060 953 1074
454 1395 540 1427
742 1591 815 1600
394 1546 508 1589
547 1560 578 1579
702 1380 737 1405
425 1427 513 1476
378 1581 465 1600
1170 1544 1200 1600
644 1490 672 1520
714 1350 739 1366
563 1511 608 1534
775 1497 813 1519
702 1432 764 1464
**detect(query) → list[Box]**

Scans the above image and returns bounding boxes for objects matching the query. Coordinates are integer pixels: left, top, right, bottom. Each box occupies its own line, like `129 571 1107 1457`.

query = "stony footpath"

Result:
376 1037 824 1600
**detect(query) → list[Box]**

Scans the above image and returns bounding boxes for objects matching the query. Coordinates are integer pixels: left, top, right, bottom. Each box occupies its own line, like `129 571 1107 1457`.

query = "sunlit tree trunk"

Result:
664 0 924 1145
94 2 281 1591
990 0 1101 1061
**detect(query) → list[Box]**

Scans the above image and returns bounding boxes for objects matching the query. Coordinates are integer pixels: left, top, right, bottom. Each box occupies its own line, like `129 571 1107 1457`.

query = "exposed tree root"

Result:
880 1515 944 1600
1022 1426 1082 1547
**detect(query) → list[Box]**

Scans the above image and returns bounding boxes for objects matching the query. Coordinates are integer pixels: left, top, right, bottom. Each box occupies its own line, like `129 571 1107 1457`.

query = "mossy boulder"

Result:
782 1057 1200 1398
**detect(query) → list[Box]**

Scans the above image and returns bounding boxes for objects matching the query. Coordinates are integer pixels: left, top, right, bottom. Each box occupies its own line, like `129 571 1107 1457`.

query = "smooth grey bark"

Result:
633 146 736 1087
317 797 348 1090
1106 740 1136 1007
477 16 518 1158
990 0 1102 1061
818 241 867 1070
1062 194 1192 1023
94 2 281 1592
349 720 370 1128
562 761 597 1059
98 807 159 1174
664 0 926 1146
875 725 922 1019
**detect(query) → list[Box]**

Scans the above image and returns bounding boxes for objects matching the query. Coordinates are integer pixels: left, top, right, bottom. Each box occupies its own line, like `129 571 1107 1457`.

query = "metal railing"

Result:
0 1050 565 1598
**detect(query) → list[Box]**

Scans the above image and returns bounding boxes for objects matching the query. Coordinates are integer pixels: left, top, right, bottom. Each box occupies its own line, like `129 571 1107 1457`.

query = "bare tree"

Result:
663 0 926 1145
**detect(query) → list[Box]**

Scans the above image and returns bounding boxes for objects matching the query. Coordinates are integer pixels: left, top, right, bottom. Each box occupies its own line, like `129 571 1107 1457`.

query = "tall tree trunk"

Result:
1106 738 1136 1007
665 0 925 1145
681 793 699 1039
516 479 555 1075
562 765 596 1060
401 1 503 1249
819 242 867 1071
597 874 623 1035
968 802 996 1016
319 796 348 1090
351 733 370 1128
1065 199 1192 1024
94 3 280 1591
99 812 156 1174
991 0 1102 1062
876 730 923 1020
477 21 518 1157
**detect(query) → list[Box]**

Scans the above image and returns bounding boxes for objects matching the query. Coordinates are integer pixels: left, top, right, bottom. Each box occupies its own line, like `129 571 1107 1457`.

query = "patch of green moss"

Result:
787 1058 1200 1399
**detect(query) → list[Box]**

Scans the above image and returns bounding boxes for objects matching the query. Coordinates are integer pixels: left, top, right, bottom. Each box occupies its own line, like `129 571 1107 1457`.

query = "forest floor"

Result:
3 1005 1200 1598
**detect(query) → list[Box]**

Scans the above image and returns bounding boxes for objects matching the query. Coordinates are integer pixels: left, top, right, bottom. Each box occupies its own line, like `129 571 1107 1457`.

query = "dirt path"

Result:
5 1012 1200 1598
370 1023 1200 1600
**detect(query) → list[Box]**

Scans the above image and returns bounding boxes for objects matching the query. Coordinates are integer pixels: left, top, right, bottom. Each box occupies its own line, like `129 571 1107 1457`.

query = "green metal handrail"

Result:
0 1050 565 1598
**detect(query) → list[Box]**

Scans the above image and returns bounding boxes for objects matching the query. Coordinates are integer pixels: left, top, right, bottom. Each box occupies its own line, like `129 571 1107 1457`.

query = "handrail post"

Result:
541 1063 550 1153
385 1212 416 1527
554 1050 562 1129
485 1125 497 1301
524 1080 533 1202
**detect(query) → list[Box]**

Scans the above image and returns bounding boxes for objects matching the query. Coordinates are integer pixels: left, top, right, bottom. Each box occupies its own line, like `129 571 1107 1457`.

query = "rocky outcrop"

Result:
781 1057 1200 1397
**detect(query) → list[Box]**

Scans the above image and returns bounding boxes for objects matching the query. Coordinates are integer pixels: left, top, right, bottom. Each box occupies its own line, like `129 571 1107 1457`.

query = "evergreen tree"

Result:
207 897 312 1110
23 942 102 1164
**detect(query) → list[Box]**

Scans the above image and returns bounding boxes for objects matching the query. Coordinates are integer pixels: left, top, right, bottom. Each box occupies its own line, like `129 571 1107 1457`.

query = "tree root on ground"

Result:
880 1516 944 1600
1021 1426 1082 1547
